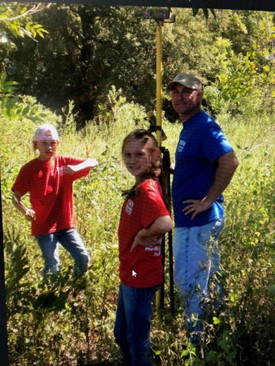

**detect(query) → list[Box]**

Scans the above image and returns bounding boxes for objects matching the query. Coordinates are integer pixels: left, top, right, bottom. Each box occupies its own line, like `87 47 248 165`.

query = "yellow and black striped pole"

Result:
155 21 163 147
143 7 175 319
155 14 175 319
155 20 164 317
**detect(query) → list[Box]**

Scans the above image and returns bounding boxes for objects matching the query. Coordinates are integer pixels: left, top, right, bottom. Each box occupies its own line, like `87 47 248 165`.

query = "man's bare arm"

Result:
183 151 239 219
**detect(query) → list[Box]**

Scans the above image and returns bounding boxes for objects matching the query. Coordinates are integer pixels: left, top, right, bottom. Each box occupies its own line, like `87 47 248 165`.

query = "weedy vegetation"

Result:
1 92 274 365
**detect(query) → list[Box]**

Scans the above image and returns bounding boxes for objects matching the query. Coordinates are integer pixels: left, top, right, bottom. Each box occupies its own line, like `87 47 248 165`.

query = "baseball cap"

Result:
33 124 59 142
167 72 203 92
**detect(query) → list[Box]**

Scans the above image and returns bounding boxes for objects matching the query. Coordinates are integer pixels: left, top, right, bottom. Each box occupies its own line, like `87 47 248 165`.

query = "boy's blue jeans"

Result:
173 218 224 337
114 283 159 366
36 228 89 279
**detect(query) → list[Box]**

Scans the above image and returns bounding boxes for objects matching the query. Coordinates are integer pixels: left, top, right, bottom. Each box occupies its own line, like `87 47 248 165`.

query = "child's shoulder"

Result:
22 158 39 168
139 178 161 193
57 155 83 164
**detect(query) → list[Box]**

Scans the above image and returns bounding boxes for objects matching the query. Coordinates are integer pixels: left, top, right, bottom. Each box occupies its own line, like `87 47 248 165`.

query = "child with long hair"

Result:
114 129 172 365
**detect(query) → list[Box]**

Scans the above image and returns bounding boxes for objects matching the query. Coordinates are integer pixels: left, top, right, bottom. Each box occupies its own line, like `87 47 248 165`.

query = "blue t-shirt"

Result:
172 111 233 227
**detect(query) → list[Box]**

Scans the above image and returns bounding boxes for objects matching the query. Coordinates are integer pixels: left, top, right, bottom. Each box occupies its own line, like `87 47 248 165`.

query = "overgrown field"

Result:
1 100 274 365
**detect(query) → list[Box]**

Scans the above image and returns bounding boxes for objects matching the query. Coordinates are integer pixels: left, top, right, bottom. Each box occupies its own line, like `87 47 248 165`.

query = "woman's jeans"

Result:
114 283 159 366
173 218 224 337
36 228 89 279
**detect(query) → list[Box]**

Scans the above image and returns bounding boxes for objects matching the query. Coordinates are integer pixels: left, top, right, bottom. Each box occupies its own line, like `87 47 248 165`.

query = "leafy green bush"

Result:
1 94 274 365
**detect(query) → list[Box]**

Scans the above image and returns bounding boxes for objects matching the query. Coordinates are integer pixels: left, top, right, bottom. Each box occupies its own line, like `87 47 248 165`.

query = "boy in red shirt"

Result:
12 124 98 281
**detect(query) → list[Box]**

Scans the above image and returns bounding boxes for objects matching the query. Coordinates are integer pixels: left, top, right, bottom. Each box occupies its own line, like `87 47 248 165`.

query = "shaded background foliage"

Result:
1 4 274 126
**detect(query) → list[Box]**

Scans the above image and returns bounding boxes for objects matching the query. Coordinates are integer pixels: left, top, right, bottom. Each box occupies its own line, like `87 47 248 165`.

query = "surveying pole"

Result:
144 8 175 316
155 17 163 144
144 7 174 144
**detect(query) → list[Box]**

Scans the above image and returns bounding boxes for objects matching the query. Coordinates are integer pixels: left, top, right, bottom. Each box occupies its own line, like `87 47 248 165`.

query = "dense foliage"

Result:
0 3 274 366
1 5 274 125
1 91 274 364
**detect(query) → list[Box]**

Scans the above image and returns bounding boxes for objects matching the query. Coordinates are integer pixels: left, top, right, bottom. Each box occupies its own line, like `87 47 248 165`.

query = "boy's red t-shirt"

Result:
118 178 170 288
12 156 90 236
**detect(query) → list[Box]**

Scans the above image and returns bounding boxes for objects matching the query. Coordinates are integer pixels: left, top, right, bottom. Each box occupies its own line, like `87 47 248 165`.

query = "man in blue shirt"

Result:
168 72 239 344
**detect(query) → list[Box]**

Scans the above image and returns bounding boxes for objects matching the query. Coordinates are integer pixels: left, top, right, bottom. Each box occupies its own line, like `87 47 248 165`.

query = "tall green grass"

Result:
1 100 274 365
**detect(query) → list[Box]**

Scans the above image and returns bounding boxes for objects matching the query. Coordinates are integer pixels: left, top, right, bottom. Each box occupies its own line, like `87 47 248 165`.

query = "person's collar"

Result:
179 108 202 124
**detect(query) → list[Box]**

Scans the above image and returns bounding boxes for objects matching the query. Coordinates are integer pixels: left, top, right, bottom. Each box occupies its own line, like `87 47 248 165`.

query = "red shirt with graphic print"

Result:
118 178 170 288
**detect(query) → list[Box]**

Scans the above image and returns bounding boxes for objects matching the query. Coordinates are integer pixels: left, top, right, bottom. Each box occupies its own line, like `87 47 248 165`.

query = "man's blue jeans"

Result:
114 283 159 366
36 228 90 279
173 218 224 337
